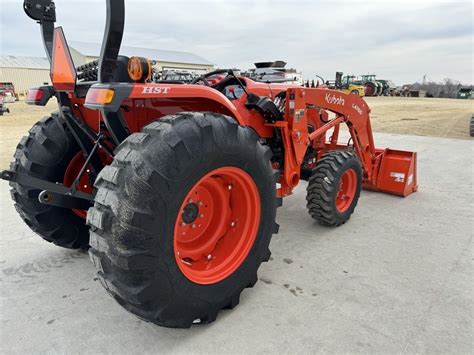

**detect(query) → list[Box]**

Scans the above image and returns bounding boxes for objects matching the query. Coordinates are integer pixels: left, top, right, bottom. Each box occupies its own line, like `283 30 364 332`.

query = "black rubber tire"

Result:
470 116 474 137
9 113 90 249
365 82 376 97
306 150 362 226
87 112 280 328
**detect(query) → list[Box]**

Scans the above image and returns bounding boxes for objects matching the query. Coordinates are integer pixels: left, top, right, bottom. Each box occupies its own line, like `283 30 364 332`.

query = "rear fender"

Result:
85 83 245 126
131 83 245 125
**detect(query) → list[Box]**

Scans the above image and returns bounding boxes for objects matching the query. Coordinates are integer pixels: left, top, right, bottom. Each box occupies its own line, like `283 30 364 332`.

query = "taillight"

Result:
25 86 53 106
27 88 44 101
85 88 115 106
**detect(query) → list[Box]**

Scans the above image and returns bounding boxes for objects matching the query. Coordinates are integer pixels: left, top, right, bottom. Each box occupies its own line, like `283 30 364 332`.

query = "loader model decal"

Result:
325 93 345 106
352 103 363 115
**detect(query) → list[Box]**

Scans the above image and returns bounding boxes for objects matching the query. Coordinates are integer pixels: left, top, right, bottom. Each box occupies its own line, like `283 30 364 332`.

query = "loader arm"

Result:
274 87 417 198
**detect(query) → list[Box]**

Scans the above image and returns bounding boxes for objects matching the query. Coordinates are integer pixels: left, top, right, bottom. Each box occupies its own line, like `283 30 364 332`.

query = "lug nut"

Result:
192 224 196 229
198 201 203 206
228 185 232 190
207 254 212 260
230 221 236 227
200 214 204 218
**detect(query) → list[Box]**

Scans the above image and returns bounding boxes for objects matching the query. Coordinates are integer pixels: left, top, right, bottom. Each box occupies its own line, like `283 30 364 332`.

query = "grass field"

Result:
0 96 472 169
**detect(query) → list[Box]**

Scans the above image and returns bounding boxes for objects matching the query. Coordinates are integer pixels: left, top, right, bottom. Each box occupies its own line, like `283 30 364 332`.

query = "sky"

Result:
0 0 472 85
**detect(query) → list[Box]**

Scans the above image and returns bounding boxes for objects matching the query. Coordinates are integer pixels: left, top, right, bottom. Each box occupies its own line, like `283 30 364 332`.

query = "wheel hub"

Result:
63 152 94 219
174 167 261 285
335 168 357 213
182 203 199 224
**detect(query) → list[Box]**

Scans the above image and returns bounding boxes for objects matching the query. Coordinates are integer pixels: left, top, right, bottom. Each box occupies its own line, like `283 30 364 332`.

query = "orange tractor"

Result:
3 0 417 328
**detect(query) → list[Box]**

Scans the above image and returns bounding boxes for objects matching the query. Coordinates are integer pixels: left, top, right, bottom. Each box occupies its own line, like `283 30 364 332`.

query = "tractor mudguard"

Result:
85 83 246 126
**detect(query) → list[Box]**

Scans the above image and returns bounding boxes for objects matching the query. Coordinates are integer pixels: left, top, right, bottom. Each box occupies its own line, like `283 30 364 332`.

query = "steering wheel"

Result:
190 69 231 86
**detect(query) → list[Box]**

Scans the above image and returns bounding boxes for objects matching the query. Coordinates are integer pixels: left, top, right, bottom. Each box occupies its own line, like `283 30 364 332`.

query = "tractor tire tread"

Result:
306 150 362 226
9 112 89 249
88 112 280 328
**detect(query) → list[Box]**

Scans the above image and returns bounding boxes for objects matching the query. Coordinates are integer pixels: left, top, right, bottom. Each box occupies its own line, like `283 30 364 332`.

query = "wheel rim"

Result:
336 168 357 213
174 167 261 285
63 152 93 219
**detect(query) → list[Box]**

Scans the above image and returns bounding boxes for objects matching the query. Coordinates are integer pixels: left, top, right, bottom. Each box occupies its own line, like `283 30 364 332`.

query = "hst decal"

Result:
142 86 171 94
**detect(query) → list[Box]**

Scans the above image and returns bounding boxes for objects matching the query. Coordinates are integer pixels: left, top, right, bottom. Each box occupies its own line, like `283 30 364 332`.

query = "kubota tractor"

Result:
3 0 417 328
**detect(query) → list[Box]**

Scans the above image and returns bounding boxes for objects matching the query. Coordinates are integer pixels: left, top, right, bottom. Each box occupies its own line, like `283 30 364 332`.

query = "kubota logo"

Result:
325 93 345 105
142 86 171 94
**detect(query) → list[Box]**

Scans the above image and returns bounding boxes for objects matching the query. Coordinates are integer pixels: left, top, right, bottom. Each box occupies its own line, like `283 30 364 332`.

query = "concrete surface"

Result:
1 132 472 354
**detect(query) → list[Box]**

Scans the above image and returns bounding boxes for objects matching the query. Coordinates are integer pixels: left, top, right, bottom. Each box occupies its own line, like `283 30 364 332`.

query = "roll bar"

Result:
23 0 56 61
23 0 125 83
98 0 125 83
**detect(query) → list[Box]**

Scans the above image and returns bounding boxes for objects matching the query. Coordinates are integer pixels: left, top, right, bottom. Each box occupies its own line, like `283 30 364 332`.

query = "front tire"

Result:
9 113 89 249
306 150 362 226
88 112 280 328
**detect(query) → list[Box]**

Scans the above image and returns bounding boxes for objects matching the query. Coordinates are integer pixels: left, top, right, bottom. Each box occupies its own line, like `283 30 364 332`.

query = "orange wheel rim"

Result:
63 152 93 219
174 167 261 285
336 168 357 213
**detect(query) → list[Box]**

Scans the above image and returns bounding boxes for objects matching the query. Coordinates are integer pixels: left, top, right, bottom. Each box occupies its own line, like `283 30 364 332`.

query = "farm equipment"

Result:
0 94 10 115
157 70 198 84
470 115 474 137
244 61 304 85
3 0 417 328
326 72 365 97
377 79 397 96
356 74 383 96
0 82 17 103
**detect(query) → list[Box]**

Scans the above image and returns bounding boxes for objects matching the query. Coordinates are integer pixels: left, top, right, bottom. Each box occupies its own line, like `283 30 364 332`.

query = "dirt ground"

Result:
0 97 472 169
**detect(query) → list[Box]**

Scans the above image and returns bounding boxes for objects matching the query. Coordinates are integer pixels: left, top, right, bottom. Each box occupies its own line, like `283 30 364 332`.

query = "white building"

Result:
0 44 214 97
69 41 214 74
0 56 50 95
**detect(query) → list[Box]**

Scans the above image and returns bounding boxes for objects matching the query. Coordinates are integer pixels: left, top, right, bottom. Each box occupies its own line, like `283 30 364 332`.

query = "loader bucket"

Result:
364 148 418 197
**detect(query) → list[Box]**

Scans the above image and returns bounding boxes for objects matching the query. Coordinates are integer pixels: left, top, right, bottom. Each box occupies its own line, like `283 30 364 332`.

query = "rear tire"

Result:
365 82 376 97
9 113 90 249
306 150 362 226
88 112 280 328
470 115 474 137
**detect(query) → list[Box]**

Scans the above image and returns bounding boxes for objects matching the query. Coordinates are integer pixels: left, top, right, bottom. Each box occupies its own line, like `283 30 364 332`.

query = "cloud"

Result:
0 0 472 85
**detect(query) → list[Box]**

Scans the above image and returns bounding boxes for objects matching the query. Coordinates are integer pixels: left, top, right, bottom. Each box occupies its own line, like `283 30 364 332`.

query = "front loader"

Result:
2 0 417 328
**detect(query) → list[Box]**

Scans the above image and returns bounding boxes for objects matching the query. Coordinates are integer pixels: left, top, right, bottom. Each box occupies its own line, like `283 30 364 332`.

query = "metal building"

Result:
0 56 50 96
69 41 214 74
0 45 213 98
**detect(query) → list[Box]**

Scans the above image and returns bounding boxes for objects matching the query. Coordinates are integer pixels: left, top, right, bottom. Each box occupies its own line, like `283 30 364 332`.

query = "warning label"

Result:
390 172 405 183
